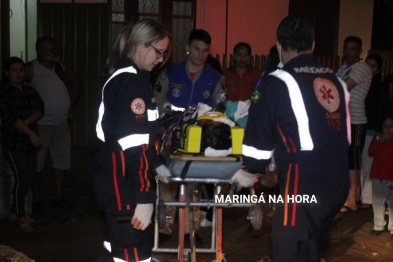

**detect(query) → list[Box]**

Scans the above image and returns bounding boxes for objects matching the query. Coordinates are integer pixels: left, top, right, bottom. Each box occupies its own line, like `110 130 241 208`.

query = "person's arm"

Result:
22 88 45 126
63 63 83 119
212 82 226 112
154 69 169 117
343 62 371 92
343 77 358 91
14 119 42 148
22 110 42 126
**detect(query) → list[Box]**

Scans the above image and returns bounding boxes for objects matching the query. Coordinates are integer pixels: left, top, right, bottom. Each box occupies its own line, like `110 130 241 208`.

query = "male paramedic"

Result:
230 15 351 261
154 29 225 245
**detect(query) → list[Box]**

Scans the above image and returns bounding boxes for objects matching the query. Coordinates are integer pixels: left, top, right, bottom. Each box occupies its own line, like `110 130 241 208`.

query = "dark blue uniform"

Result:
242 54 351 261
94 56 160 261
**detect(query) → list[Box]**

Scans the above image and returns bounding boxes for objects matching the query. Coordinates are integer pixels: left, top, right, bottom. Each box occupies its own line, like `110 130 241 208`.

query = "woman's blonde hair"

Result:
109 19 172 67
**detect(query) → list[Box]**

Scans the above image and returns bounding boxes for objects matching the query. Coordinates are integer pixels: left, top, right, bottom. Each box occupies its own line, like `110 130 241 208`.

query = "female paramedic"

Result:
94 19 172 262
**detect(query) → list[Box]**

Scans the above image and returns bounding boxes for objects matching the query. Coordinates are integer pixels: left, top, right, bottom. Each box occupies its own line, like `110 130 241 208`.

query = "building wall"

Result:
27 0 38 62
10 0 26 60
196 0 289 56
338 0 374 59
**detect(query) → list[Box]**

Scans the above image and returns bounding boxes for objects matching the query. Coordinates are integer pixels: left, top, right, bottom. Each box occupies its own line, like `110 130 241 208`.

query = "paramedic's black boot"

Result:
184 233 202 245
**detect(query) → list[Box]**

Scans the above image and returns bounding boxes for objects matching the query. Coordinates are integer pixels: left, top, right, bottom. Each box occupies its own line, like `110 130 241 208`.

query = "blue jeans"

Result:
372 179 393 233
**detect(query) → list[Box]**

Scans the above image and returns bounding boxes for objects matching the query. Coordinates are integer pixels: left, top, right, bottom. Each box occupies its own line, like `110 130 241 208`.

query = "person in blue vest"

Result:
153 29 225 245
154 29 225 116
230 15 351 261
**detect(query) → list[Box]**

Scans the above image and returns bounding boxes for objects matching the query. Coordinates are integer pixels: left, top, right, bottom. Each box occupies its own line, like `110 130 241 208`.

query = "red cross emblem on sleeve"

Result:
313 78 340 113
131 98 146 115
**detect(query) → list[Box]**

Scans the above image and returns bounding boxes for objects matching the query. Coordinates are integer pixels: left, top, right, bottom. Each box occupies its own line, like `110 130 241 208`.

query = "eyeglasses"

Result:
148 43 168 59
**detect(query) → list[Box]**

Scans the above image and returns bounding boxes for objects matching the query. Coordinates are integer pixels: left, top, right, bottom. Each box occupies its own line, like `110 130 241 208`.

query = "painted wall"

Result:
196 0 289 56
338 0 374 60
9 0 38 63
10 0 26 60
27 0 38 62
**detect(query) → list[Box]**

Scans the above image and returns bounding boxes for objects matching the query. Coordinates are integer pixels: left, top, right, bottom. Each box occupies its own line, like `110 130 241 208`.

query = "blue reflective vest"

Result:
166 61 221 108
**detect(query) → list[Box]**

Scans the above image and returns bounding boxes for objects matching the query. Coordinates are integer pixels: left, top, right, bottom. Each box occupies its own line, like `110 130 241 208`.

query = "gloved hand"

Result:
155 164 171 183
229 169 256 188
131 203 154 231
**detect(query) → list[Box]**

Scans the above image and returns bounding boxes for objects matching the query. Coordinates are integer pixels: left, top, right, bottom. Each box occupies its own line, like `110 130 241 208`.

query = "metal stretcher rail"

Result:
152 176 263 262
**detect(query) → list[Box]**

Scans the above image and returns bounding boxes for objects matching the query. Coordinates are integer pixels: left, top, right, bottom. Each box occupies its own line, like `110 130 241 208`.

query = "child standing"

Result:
369 116 393 239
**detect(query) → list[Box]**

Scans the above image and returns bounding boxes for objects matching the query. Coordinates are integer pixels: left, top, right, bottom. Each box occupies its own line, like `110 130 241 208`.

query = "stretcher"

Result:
152 152 263 262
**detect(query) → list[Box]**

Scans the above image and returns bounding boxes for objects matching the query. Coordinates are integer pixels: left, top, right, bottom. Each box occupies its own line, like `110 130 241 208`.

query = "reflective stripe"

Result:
270 70 314 151
103 241 151 262
336 77 352 144
242 145 274 160
171 105 185 111
118 134 149 151
103 241 111 252
113 258 127 262
113 257 151 262
147 108 159 121
96 66 138 142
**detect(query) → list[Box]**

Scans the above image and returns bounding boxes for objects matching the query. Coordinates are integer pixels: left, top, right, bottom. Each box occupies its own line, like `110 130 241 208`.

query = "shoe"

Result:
16 217 34 233
158 233 172 244
370 229 387 236
390 234 393 241
340 205 357 212
199 217 212 227
32 202 43 213
184 233 202 245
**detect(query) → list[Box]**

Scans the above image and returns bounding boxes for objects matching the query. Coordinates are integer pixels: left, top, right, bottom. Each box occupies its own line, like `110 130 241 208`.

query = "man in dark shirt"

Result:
230 15 351 261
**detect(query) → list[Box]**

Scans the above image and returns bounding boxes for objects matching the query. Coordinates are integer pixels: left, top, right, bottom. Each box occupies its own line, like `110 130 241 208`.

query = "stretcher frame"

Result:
152 154 263 262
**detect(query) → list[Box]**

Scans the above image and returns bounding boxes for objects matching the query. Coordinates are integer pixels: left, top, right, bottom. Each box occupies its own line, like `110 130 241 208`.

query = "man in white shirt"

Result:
336 36 372 212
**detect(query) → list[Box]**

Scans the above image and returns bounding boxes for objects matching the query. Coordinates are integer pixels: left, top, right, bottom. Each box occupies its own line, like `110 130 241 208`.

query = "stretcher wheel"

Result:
248 205 262 230
157 204 166 229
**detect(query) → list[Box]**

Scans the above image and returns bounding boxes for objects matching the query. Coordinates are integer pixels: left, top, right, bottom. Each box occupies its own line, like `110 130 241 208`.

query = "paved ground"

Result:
1 147 393 261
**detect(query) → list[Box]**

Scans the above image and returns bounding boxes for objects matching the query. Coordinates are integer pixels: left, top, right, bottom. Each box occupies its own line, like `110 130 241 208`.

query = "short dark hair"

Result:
344 36 362 49
2 56 25 83
366 54 383 70
36 37 56 53
269 45 278 56
276 15 314 52
188 29 211 45
233 42 251 55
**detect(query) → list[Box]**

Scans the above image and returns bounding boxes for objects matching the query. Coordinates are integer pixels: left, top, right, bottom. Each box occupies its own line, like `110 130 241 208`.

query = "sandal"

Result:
25 215 35 223
340 205 357 212
358 203 372 209
16 217 34 233
18 222 34 233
